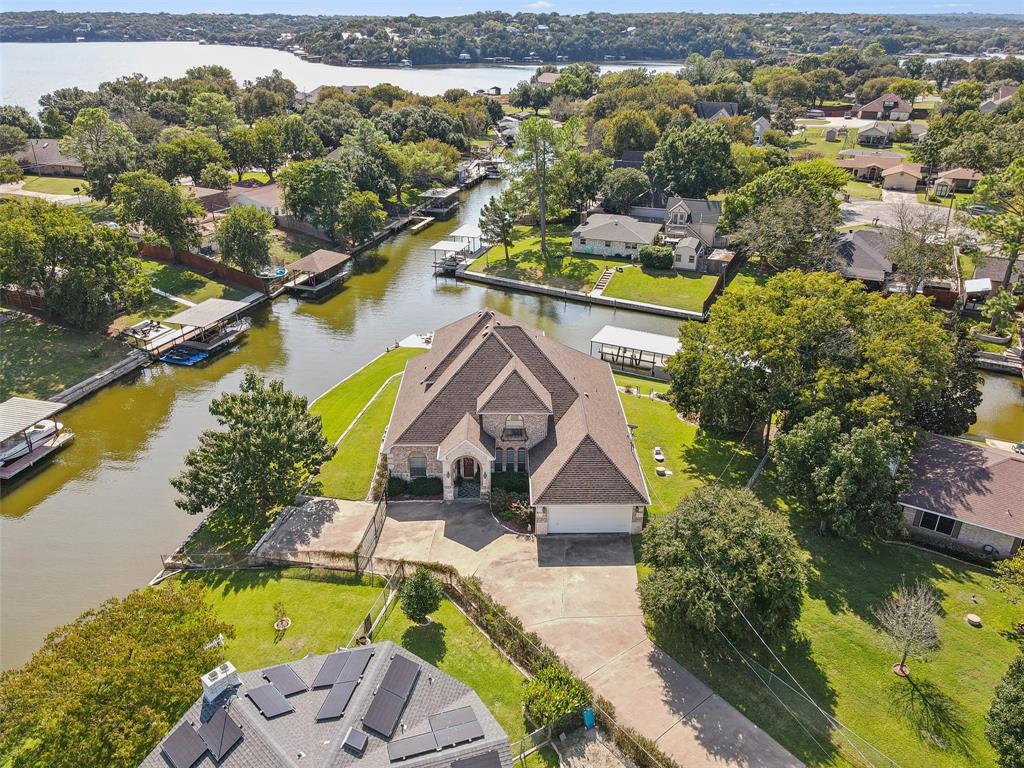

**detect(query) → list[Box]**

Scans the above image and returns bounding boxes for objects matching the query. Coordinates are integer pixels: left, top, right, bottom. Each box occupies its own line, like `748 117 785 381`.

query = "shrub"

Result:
490 488 532 525
523 664 590 726
639 245 673 270
407 477 443 497
399 567 444 624
387 476 408 497
491 472 530 492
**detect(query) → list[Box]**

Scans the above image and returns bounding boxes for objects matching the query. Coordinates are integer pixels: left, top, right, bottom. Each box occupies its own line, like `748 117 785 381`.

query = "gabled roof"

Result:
858 93 912 114
835 155 903 171
881 162 923 179
835 229 892 283
665 197 722 226
901 435 1024 539
572 214 661 245
695 101 738 120
13 138 82 169
476 360 552 414
439 412 495 458
289 248 351 275
937 167 983 182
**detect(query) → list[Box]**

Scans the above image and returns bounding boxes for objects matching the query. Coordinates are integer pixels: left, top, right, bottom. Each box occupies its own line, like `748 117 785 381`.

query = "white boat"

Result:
0 419 62 465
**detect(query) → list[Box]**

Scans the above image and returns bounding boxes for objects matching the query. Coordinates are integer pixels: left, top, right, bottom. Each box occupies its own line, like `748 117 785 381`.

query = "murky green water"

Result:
0 181 681 669
970 372 1024 444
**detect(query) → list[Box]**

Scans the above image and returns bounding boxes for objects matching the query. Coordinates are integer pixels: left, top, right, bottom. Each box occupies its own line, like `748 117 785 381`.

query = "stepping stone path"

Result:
591 268 615 295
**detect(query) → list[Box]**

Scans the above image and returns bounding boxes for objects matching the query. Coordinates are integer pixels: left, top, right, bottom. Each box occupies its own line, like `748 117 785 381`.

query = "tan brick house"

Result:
383 311 649 534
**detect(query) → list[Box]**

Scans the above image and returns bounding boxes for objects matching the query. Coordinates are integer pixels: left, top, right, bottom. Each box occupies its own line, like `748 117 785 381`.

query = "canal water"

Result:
0 180 682 669
971 372 1024 444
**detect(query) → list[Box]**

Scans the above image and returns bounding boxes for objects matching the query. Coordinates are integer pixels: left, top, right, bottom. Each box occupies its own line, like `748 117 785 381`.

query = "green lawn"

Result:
844 180 883 201
187 569 533 741
918 190 974 209
269 230 319 266
69 200 116 222
601 265 718 313
723 261 771 294
788 128 857 160
319 376 403 500
239 171 271 184
613 372 670 397
20 174 87 195
112 259 250 330
0 311 129 400
310 347 426 442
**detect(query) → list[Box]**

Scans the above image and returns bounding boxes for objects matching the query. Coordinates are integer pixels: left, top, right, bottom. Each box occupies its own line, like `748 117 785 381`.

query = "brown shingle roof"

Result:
289 248 351 275
901 435 1024 538
477 361 552 414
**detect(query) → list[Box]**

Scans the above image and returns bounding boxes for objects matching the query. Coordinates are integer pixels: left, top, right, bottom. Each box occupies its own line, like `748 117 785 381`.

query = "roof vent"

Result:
201 661 240 703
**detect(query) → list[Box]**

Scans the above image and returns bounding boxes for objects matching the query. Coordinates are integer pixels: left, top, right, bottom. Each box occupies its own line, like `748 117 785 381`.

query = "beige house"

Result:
384 311 649 534
900 435 1024 559
571 214 662 259
933 167 983 195
880 163 923 191
856 93 912 121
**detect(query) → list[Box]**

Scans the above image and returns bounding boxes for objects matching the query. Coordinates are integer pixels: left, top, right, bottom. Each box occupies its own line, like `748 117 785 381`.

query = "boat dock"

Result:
0 397 74 482
283 248 352 298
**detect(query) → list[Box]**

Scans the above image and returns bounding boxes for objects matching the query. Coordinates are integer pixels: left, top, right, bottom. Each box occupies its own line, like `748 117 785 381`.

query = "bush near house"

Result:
489 488 532 526
491 472 530 492
639 245 674 270
398 567 444 624
523 664 590 727
408 477 443 497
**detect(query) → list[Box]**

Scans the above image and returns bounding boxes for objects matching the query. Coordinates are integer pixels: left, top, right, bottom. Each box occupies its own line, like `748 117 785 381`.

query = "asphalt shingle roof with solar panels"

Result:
139 641 511 768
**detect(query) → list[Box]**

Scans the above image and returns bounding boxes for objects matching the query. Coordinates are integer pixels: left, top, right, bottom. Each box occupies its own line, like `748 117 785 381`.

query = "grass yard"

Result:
310 346 427 442
69 200 116 222
0 311 129 399
318 376 403 500
788 128 856 160
186 568 533 741
918 190 973 209
269 230 319 266
844 179 883 201
601 265 718 314
723 261 771 294
239 170 271 184
19 174 87 195
613 372 670 397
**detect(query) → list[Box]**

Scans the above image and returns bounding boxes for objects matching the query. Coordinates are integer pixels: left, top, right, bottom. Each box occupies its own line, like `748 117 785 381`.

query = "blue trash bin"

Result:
583 707 595 729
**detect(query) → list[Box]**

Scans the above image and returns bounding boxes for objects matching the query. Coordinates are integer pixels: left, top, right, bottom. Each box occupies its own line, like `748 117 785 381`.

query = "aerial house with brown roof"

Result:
384 311 649 534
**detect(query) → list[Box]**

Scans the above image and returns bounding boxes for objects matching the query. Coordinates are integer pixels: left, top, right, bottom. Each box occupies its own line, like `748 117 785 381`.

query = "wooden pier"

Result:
0 432 74 482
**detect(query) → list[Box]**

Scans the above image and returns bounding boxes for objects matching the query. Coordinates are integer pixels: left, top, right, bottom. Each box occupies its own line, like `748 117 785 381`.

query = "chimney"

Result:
201 661 240 703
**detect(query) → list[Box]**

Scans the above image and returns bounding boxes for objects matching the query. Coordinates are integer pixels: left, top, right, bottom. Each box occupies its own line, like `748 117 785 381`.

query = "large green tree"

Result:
338 190 386 245
734 194 840 273
59 107 138 201
186 90 239 141
278 157 353 241
479 190 522 264
720 159 847 230
912 327 981 436
643 121 736 198
639 486 806 643
987 657 1024 768
113 170 203 263
560 150 611 220
972 158 1024 287
250 117 286 181
602 109 659 158
0 583 232 768
155 128 228 183
0 125 28 155
215 205 274 274
601 167 650 215
171 372 335 531
507 117 573 254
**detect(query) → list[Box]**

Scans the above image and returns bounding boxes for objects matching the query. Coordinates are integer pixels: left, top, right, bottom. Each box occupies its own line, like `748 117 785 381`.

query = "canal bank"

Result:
0 180 682 670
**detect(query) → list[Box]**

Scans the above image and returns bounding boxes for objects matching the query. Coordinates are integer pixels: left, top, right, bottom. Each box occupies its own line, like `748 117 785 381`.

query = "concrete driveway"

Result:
373 501 803 768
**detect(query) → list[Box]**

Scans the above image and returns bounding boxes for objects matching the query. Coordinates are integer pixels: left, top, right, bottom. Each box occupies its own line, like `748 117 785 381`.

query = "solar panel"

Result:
337 647 374 683
313 651 351 689
197 707 243 761
160 723 208 768
429 706 476 732
452 751 503 768
343 727 370 756
316 680 358 721
380 654 420 699
362 688 406 737
434 720 484 749
247 683 294 719
387 731 439 761
263 664 307 697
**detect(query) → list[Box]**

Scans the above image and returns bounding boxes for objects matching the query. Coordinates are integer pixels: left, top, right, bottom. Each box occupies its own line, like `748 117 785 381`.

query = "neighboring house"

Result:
672 238 734 274
752 116 771 145
835 155 903 181
974 256 1024 292
856 93 912 120
880 162 923 192
535 71 560 88
663 197 722 250
695 101 739 121
856 121 925 147
182 185 228 213
486 86 502 96
296 84 367 105
933 167 983 195
140 641 511 768
12 138 84 176
611 150 645 171
496 116 521 145
834 229 893 288
227 182 284 215
900 434 1024 559
571 213 662 258
980 84 1020 114
384 311 649 534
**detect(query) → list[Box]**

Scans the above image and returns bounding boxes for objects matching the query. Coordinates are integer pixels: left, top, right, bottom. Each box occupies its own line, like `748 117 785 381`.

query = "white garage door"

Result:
546 505 633 534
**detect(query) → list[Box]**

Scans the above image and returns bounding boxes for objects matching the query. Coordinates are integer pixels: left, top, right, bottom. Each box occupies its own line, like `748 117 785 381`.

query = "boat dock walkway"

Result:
0 432 74 481
55 349 151 406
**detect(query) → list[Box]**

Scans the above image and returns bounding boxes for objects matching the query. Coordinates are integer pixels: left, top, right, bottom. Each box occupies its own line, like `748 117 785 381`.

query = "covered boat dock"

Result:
420 187 461 219
430 239 472 274
163 298 251 353
0 397 73 481
285 248 352 297
449 224 483 253
589 325 682 380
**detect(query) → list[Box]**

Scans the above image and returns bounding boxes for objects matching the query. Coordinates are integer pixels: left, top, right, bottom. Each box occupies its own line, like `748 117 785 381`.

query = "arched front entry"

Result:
454 456 481 498
437 440 493 502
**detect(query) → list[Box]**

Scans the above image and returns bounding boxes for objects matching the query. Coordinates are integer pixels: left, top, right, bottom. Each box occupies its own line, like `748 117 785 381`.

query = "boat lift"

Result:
430 239 472 275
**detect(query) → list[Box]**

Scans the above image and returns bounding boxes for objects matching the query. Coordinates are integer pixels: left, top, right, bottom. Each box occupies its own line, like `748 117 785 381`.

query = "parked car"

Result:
1013 441 1024 456
967 204 998 216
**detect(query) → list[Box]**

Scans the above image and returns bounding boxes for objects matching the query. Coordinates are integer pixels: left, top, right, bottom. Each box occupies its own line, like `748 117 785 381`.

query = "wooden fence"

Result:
138 243 265 291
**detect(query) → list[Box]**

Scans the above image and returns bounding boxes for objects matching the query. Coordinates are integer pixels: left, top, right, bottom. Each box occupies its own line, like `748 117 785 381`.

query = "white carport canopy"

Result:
164 298 250 328
964 277 993 295
0 397 66 442
590 326 681 359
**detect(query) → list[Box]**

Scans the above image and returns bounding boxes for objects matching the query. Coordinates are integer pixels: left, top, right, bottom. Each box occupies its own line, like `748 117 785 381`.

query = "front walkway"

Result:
373 501 803 768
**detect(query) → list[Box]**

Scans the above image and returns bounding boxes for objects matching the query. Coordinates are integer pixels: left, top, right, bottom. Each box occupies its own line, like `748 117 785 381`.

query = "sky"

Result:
1 1 1021 16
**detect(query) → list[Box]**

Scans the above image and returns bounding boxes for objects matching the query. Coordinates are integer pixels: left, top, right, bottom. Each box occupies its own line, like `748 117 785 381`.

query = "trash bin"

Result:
583 707 595 730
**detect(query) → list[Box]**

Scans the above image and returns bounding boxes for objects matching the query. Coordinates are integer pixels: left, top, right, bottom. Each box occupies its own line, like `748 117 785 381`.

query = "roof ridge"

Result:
535 433 646 505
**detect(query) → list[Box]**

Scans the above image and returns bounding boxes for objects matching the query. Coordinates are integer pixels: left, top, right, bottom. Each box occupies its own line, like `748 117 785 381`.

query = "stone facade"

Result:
901 505 1022 559
480 412 549 450
388 445 444 481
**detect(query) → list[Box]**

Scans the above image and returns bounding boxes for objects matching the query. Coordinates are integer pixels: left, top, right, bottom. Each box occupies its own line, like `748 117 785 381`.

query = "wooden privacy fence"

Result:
138 243 265 291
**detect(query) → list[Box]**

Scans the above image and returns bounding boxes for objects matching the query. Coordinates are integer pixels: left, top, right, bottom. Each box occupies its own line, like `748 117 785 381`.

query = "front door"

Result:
460 457 477 478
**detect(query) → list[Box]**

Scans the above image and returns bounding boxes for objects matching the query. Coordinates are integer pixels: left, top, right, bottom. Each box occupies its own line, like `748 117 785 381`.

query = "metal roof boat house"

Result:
123 298 253 363
430 240 472 275
589 325 681 381
0 397 72 482
419 188 461 219
140 641 511 768
285 248 353 297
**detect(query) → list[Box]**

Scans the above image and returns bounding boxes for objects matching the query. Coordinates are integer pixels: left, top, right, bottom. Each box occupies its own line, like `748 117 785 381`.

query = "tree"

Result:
338 119 397 200
643 121 735 198
0 105 42 138
0 125 28 155
198 162 232 191
113 170 203 263
987 657 1024 768
240 86 286 124
873 580 940 676
479 191 522 264
602 109 659 158
887 78 933 104
216 205 273 274
523 665 590 726
155 129 228 183
720 160 847 230
278 158 352 241
972 159 1024 288
560 150 610 219
885 200 952 294
639 486 805 643
40 106 70 138
994 550 1024 597
507 117 571 254
186 91 239 141
731 143 790 187
251 117 285 181
601 167 650 215
734 194 840 273
770 410 908 536
398 567 444 624
59 107 138 201
771 101 802 135
913 327 981 436
337 190 386 245
223 125 258 181
0 155 23 183
279 113 324 160
0 583 232 768
171 372 335 530
982 289 1020 335
508 81 549 115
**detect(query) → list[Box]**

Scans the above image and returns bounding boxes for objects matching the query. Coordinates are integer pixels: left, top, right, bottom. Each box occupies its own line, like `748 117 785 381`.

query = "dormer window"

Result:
503 415 526 441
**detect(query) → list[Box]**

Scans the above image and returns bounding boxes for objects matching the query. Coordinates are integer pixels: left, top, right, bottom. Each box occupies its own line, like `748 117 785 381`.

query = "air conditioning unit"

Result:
201 661 240 703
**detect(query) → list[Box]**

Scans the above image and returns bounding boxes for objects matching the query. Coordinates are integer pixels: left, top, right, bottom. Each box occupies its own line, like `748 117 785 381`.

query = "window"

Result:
506 448 516 472
517 448 527 472
493 446 503 472
579 237 587 245
503 414 526 440
688 253 695 264
604 241 612 247
408 454 427 478
918 511 957 537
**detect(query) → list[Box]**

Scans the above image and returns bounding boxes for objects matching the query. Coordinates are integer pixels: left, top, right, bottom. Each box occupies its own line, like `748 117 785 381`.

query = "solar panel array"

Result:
197 707 244 761
263 664 307 697
160 707 244 768
317 680 359 721
363 654 421 738
247 683 295 719
451 750 503 768
386 706 485 762
160 723 208 768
